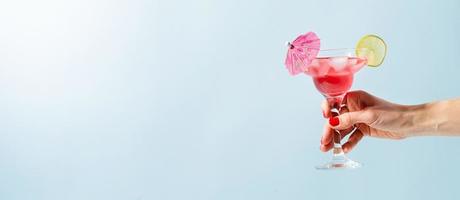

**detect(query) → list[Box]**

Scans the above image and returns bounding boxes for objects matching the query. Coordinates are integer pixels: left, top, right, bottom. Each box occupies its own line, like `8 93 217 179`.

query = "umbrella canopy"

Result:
284 32 320 76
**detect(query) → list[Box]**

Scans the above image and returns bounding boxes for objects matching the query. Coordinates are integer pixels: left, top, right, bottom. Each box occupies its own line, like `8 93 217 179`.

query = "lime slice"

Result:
355 35 387 67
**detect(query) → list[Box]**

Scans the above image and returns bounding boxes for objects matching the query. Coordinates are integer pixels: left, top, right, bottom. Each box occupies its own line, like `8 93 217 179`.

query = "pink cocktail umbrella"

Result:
284 32 321 76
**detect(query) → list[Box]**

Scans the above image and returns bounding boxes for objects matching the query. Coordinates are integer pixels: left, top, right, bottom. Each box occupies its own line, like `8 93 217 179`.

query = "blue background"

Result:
1 0 459 199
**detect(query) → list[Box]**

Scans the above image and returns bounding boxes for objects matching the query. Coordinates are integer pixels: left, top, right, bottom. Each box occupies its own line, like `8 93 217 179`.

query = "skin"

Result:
320 90 460 153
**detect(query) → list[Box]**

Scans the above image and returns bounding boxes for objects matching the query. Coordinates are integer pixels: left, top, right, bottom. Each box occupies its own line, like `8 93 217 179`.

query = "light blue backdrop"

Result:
0 0 459 199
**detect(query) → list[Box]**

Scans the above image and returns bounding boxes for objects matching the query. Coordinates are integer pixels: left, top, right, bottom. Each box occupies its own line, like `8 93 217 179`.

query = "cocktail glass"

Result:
304 48 368 170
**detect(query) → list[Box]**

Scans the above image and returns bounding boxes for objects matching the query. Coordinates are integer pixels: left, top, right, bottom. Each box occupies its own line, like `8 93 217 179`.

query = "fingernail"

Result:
329 117 340 126
322 110 327 118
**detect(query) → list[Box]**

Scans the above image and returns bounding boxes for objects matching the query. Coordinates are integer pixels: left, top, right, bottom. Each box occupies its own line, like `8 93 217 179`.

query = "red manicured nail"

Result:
329 117 340 126
322 110 327 118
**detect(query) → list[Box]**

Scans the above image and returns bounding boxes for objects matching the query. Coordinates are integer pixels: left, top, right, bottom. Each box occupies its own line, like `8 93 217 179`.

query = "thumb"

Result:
329 110 375 130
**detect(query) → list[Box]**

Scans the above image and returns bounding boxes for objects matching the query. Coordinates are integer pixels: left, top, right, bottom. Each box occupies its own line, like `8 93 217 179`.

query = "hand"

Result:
320 90 407 153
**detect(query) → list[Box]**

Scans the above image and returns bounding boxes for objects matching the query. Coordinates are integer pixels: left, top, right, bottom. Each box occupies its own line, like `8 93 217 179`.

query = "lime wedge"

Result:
355 35 387 67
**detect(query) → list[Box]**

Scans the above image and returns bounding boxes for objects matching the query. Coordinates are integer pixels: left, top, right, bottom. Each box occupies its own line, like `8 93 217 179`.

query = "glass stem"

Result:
327 96 345 158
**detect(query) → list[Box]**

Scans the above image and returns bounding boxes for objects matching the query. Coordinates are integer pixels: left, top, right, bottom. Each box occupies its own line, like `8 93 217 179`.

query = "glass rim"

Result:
316 48 370 58
318 48 369 52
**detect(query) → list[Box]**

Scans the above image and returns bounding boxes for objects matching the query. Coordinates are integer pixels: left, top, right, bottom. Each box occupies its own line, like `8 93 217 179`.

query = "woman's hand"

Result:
320 90 409 153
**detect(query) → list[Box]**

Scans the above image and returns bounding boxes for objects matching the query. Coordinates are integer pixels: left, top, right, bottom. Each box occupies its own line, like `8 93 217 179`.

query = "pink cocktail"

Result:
304 49 368 169
307 57 366 97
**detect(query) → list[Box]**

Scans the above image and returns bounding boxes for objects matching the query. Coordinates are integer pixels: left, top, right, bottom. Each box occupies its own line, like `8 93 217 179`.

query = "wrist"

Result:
404 101 448 136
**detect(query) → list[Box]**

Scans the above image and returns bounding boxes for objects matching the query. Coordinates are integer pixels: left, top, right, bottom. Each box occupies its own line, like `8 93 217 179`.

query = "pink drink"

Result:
305 57 367 97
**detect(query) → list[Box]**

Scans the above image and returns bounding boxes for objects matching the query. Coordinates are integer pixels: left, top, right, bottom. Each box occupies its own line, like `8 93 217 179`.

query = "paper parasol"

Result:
284 32 320 75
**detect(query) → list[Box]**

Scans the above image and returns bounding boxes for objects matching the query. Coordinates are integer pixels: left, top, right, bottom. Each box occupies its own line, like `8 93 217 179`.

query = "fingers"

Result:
321 100 331 118
320 123 354 152
320 141 334 152
342 129 365 153
320 123 333 152
320 126 363 153
338 126 356 138
329 110 376 130
344 90 375 108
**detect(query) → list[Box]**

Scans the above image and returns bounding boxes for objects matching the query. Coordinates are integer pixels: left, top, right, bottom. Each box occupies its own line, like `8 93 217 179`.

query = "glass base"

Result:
316 153 362 170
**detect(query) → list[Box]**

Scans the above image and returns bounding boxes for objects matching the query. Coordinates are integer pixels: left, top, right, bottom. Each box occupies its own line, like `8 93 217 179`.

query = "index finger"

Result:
321 100 331 118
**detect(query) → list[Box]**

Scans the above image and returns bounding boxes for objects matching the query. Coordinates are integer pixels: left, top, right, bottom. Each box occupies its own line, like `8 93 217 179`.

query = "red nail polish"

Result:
329 117 340 126
322 110 327 118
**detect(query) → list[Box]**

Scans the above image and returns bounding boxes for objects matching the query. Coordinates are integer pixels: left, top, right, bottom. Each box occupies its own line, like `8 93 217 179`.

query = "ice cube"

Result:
347 58 358 72
350 58 366 73
305 59 319 76
328 56 348 71
317 62 330 76
348 58 357 66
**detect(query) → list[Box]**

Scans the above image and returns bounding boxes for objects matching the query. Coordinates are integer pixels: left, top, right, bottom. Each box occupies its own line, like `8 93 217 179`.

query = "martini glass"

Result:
304 48 368 170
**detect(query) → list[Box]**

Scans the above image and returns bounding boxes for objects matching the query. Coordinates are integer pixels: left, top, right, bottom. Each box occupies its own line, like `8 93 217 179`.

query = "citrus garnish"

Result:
355 35 387 67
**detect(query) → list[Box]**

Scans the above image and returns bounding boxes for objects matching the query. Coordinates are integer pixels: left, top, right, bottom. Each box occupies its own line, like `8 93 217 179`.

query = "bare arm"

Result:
406 98 460 136
320 91 460 153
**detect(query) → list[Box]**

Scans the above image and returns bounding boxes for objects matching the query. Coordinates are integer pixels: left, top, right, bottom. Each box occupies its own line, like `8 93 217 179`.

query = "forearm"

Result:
405 98 460 137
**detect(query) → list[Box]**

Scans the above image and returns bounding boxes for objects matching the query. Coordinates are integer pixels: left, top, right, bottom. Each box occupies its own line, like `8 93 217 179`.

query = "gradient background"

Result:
1 0 459 199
